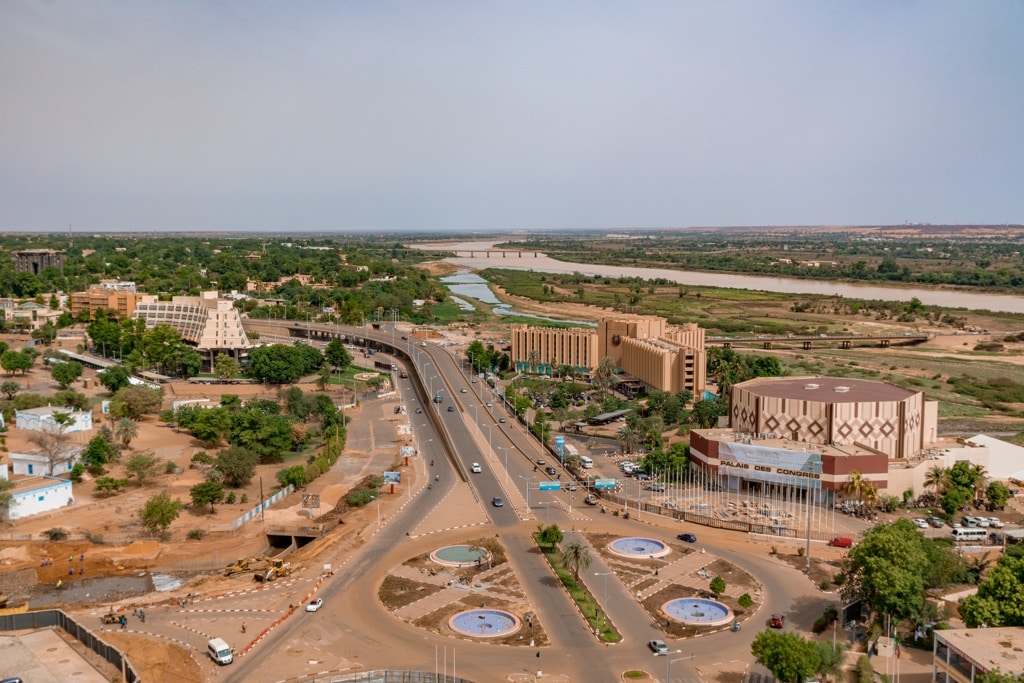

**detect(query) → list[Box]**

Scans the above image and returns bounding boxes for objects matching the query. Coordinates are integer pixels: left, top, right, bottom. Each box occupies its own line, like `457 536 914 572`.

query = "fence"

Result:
295 671 475 683
0 609 141 683
232 484 295 530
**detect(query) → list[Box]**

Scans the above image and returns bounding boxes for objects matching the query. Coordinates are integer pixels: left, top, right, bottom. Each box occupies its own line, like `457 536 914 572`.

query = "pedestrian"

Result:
79 567 83 576
120 615 127 630
69 568 74 577
68 555 73 563
241 622 247 634
140 610 145 623
80 553 84 562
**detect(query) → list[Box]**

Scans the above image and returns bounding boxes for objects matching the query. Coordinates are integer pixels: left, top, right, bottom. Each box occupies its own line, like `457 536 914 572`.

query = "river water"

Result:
441 270 596 326
416 240 1024 315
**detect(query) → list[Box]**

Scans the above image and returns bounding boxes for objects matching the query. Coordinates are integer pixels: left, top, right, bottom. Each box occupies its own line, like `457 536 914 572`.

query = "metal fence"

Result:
295 671 475 683
0 608 141 683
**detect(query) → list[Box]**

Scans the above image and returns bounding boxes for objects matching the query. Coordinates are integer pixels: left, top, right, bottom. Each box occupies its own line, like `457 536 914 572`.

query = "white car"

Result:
976 518 991 527
471 462 482 473
988 517 1005 528
306 598 324 612
912 518 929 529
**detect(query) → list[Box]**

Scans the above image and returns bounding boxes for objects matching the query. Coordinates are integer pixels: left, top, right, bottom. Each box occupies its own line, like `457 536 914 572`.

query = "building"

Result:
13 249 64 274
70 281 141 319
0 301 63 331
934 628 1024 682
131 291 252 363
688 376 991 504
9 446 82 476
0 476 74 520
15 406 93 434
510 315 707 396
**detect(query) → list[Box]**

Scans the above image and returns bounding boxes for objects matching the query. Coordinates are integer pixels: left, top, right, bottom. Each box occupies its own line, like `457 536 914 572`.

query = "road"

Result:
227 324 834 683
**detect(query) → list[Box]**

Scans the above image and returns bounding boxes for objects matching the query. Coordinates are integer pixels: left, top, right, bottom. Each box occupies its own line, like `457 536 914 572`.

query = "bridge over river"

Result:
709 332 930 350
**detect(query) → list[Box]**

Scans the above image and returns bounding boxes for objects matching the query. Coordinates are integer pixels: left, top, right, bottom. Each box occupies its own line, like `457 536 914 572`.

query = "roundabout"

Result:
606 536 671 559
447 609 522 638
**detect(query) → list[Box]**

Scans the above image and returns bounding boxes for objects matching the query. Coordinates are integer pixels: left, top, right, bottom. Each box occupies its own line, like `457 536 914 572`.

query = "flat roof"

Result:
693 428 882 458
589 409 632 424
937 627 1024 674
737 376 917 403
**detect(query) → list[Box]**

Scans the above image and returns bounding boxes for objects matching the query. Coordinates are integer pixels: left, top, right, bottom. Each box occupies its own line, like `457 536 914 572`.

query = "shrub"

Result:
346 489 376 507
190 452 213 467
738 593 753 609
47 527 68 541
797 546 805 557
240 493 248 504
70 463 85 483
225 491 236 504
819 578 832 590
164 461 178 474
856 655 875 683
187 528 207 541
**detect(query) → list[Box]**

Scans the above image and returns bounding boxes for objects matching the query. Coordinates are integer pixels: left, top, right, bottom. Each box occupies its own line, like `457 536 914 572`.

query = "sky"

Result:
1 1 1023 233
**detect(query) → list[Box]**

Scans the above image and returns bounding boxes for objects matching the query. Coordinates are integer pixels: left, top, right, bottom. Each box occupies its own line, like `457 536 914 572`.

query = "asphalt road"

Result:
229 324 835 683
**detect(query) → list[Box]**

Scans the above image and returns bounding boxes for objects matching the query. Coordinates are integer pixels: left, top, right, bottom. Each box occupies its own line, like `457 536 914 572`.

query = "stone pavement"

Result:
393 562 523 621
626 550 754 601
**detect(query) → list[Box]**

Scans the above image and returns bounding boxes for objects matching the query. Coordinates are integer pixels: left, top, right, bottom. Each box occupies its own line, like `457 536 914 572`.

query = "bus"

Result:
951 528 987 543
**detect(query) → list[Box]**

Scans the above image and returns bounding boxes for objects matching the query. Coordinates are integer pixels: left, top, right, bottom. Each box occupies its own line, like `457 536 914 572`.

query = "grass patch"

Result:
533 534 621 643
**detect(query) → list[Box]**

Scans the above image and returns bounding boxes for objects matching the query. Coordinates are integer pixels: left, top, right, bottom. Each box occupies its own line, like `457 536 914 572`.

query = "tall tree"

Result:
751 630 821 683
138 491 182 538
113 417 139 449
560 540 592 583
51 360 83 389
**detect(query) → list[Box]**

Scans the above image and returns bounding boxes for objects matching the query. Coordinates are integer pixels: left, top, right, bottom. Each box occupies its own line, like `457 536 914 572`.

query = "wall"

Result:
6 478 73 520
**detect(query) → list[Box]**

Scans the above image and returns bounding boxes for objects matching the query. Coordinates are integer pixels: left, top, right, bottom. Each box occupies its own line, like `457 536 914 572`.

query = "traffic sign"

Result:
594 478 616 489
539 481 561 491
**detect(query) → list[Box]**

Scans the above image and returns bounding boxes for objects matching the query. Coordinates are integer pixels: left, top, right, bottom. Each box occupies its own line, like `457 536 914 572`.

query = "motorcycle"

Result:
732 621 741 632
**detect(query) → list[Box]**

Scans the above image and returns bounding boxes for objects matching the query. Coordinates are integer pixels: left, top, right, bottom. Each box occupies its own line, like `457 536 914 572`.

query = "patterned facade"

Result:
70 281 141 319
510 324 599 373
730 376 934 459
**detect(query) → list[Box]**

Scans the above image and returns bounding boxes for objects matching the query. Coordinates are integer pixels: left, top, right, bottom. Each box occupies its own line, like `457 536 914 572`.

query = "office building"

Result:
131 291 252 364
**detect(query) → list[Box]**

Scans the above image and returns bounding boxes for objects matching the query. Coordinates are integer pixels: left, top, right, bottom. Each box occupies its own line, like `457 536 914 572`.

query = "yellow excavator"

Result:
253 558 294 583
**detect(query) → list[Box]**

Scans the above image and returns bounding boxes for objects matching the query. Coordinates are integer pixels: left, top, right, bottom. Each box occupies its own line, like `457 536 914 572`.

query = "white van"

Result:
951 528 987 543
580 456 594 469
207 638 233 665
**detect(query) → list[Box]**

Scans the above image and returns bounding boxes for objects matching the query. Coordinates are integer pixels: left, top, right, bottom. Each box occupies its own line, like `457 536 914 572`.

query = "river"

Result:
414 240 1024 315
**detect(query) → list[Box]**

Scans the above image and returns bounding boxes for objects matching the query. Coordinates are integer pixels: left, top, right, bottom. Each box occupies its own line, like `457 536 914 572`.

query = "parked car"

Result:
827 536 853 548
677 533 697 543
634 472 652 481
928 517 945 528
769 613 785 629
648 639 669 655
471 462 482 473
988 517 1005 528
305 598 324 612
492 497 504 507
990 532 1005 544
912 518 929 529
645 483 666 492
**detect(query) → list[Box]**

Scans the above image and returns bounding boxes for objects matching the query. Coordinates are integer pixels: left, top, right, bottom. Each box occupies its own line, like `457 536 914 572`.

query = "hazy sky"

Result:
2 2 1022 232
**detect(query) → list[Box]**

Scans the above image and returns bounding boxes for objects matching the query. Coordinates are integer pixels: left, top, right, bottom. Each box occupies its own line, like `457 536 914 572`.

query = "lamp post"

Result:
519 475 534 511
655 652 693 683
595 571 613 629
497 445 511 485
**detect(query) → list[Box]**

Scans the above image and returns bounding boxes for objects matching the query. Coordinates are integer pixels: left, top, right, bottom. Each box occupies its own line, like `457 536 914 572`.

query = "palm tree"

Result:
841 470 866 503
594 355 618 398
527 349 540 374
617 424 641 454
113 417 138 450
924 465 949 501
861 482 880 508
970 464 989 506
560 540 592 583
965 553 994 585
316 365 332 392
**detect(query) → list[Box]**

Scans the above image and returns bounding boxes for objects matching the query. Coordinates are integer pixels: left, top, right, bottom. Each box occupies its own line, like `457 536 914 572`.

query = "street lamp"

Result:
497 445 512 485
594 572 614 628
656 652 692 683
519 475 534 510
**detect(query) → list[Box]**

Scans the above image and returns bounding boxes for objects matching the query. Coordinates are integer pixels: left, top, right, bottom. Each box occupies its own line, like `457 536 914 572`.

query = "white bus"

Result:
580 456 594 469
951 528 987 543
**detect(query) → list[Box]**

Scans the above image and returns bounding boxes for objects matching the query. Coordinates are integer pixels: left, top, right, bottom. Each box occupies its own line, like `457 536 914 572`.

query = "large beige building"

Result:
70 281 141 319
510 315 706 395
131 291 252 362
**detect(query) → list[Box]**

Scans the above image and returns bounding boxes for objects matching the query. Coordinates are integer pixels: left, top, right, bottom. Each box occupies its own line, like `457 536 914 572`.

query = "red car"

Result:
769 613 785 629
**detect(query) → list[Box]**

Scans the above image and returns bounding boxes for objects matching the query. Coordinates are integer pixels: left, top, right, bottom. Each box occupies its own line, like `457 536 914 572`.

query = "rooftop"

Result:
937 627 1024 674
737 376 918 403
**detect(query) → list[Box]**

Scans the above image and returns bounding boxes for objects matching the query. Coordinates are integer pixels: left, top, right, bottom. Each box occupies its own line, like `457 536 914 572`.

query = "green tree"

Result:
324 338 353 371
616 424 641 454
139 491 182 538
277 464 309 489
110 386 163 420
113 417 139 449
538 523 563 548
81 433 118 472
125 450 163 485
560 540 592 583
316 364 332 391
841 470 868 502
813 640 847 683
190 481 225 512
98 365 131 393
1 349 32 375
215 445 260 487
959 554 1024 627
249 344 307 383
0 380 19 399
94 477 129 496
51 360 83 389
709 575 726 596
0 479 14 510
751 630 821 683
191 407 232 447
690 399 727 428
213 353 241 381
987 480 1012 510
228 407 295 461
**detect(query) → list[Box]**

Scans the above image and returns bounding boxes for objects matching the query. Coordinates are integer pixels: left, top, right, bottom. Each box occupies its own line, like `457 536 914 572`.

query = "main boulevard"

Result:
218 324 834 683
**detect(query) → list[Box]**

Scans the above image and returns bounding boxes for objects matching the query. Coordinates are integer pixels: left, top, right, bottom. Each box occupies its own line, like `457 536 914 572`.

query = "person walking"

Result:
120 615 127 630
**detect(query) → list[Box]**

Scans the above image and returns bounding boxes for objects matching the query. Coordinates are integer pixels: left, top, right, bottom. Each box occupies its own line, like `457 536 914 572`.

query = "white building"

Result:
1 476 74 520
15 406 93 433
10 446 82 477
